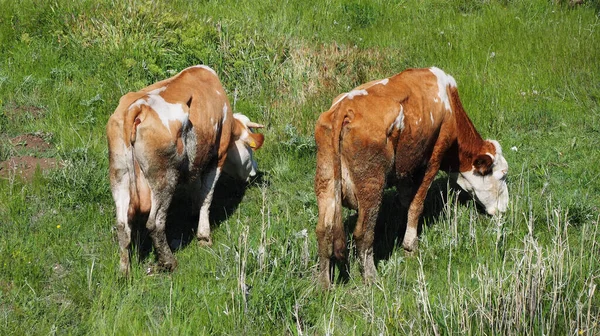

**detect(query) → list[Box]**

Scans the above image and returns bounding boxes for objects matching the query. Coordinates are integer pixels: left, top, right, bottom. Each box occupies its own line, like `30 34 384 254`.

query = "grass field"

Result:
1 0 599 334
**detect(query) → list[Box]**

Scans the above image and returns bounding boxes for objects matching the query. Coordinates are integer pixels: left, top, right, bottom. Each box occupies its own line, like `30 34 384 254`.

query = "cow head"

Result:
452 140 509 216
222 113 265 181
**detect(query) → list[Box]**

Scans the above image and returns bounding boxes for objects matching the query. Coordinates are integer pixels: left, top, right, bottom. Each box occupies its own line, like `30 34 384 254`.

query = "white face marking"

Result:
452 142 509 215
191 65 218 77
429 67 457 112
222 114 261 181
223 139 258 182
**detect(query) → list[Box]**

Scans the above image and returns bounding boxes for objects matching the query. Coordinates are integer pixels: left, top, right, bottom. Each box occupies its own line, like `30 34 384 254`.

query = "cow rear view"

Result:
315 67 509 288
107 65 265 275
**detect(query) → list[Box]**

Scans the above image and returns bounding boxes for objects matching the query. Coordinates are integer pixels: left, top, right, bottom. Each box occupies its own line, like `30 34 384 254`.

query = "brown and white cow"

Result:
314 67 508 287
107 65 265 275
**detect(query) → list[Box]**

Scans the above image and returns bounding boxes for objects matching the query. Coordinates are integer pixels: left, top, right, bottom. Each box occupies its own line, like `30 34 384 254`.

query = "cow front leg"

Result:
197 165 221 246
402 161 443 252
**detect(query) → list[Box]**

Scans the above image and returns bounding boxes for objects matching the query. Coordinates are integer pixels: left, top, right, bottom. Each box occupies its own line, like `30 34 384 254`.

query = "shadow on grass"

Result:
130 172 265 266
331 176 483 284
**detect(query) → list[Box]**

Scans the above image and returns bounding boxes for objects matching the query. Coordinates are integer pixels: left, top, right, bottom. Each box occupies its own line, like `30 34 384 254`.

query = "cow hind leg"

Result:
315 179 341 289
353 174 385 283
146 177 178 271
196 165 221 246
112 176 132 276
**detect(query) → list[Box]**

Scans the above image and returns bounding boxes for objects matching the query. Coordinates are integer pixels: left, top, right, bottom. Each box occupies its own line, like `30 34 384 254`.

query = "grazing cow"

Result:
107 65 265 275
314 67 508 287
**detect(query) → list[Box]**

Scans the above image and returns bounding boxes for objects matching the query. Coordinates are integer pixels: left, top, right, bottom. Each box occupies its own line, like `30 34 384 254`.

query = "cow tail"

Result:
331 108 347 261
123 105 143 146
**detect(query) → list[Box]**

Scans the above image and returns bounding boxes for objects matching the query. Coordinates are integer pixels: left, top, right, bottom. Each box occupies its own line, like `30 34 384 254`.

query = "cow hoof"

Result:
402 238 419 253
158 259 178 272
119 263 130 277
197 236 213 247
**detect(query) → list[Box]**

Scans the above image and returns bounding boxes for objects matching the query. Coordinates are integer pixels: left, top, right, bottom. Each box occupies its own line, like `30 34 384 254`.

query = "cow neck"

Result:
453 104 485 172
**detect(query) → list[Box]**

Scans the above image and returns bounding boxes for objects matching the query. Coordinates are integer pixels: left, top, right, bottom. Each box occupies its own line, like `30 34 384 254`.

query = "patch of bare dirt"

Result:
2 103 46 121
0 156 61 181
0 133 61 181
10 133 52 152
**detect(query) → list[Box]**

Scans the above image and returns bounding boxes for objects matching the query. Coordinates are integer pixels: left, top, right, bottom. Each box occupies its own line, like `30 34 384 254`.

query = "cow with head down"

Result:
107 65 265 275
314 67 508 288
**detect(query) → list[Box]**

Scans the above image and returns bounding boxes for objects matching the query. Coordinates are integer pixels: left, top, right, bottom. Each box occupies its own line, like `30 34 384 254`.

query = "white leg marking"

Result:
404 226 418 247
197 167 221 240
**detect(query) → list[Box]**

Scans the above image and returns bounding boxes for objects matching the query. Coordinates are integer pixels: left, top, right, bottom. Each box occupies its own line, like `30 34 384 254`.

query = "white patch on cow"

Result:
331 93 349 107
213 122 219 132
347 89 368 99
129 98 147 110
215 89 221 96
191 64 218 77
430 111 434 125
388 104 405 134
222 136 259 182
429 67 456 112
222 103 228 123
341 158 356 208
113 178 130 228
222 113 261 181
403 226 418 247
197 167 221 240
147 86 167 96
434 97 439 103
145 93 189 134
376 78 389 86
488 139 503 155
324 199 336 229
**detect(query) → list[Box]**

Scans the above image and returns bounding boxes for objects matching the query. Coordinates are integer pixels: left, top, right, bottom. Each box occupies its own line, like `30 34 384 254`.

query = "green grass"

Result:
1 0 599 334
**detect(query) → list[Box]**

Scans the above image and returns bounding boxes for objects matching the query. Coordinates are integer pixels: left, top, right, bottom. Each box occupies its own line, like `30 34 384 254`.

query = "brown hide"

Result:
315 67 505 288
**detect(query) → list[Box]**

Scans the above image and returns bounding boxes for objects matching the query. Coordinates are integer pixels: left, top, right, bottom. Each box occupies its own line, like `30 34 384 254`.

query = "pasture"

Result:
1 0 599 334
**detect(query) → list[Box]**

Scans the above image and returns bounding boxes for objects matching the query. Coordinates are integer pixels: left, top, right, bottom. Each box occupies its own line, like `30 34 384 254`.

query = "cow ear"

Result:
245 133 264 150
473 154 493 176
